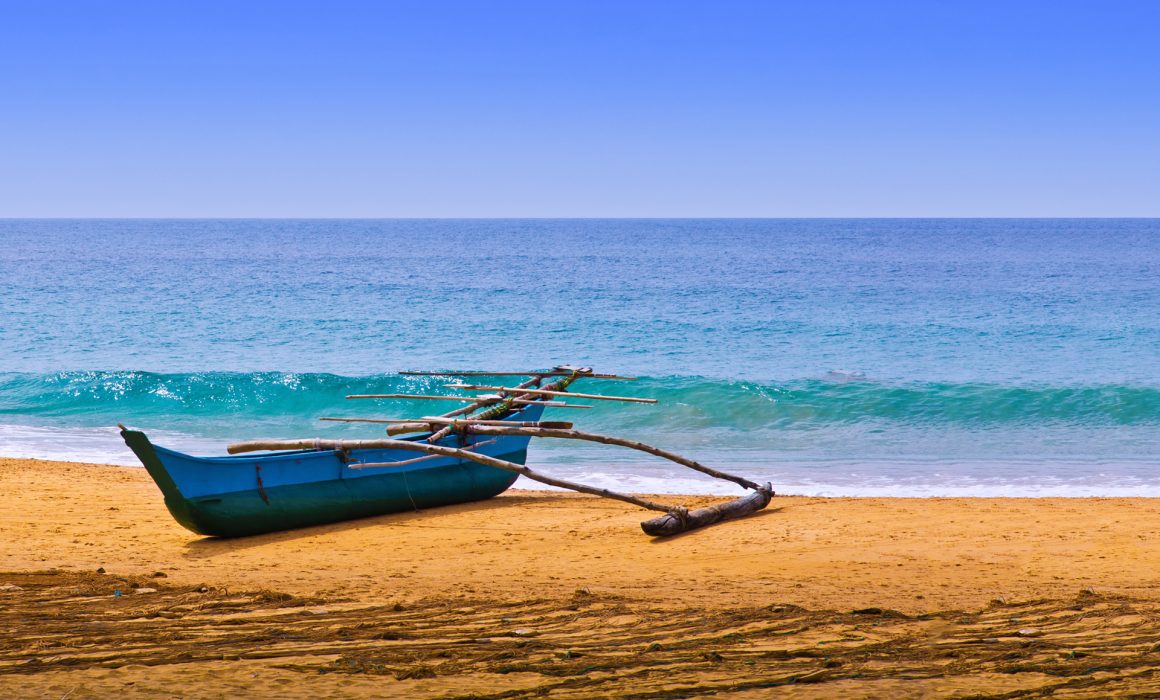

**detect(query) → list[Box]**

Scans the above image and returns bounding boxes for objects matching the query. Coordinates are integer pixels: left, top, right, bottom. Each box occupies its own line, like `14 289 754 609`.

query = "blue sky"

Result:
1 1 1157 216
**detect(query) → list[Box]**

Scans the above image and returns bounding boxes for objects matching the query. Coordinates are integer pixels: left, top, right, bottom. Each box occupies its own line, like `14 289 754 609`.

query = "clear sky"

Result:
1 1 1157 217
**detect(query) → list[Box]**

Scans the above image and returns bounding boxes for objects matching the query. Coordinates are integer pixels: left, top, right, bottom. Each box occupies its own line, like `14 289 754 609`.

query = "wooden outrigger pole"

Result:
445 384 658 404
424 370 587 443
455 425 765 491
227 436 773 536
344 394 591 408
319 417 576 429
346 374 562 438
285 365 776 536
456 424 774 536
401 369 639 380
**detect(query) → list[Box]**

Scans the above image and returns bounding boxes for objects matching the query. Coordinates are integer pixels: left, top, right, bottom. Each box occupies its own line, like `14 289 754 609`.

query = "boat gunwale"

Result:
151 401 546 464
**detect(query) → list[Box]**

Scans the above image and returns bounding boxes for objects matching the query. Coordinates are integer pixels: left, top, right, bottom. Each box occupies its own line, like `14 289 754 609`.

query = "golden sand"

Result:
2 458 1158 698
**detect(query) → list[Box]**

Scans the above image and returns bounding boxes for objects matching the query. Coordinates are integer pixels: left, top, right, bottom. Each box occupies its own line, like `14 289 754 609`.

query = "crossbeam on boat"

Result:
348 393 480 402
445 384 657 404
345 393 590 408
401 370 638 380
319 417 574 429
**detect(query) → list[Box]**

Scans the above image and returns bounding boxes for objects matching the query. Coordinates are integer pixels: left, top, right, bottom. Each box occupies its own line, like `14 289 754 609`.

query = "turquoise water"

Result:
1 219 1157 495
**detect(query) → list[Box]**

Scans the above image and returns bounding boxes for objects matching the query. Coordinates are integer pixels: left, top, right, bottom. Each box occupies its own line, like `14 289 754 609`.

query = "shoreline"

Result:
4 444 1160 498
3 457 1159 697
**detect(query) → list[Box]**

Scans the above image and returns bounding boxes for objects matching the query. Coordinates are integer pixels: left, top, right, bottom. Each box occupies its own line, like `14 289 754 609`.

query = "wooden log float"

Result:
639 484 774 536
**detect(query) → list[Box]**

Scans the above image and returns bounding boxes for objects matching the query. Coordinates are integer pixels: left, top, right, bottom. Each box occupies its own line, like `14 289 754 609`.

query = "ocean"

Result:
1 218 1157 496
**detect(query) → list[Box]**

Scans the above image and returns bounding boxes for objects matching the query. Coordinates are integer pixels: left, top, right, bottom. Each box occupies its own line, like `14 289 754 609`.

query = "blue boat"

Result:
121 367 773 538
120 402 545 537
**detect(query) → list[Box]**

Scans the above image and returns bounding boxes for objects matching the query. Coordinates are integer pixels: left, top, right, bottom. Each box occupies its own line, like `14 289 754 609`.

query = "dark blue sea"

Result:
1 219 1158 495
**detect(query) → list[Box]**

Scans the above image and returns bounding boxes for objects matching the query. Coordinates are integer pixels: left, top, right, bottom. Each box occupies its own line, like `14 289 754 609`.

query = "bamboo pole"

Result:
385 422 436 436
423 417 572 427
400 370 638 380
372 417 579 438
460 425 766 492
346 439 497 469
319 417 573 429
344 394 586 408
425 373 578 443
436 375 546 421
446 384 657 404
421 418 574 428
223 437 675 514
346 393 483 401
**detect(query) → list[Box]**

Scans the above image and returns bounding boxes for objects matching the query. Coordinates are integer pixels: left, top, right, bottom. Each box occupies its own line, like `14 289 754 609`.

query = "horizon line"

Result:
3 216 1160 221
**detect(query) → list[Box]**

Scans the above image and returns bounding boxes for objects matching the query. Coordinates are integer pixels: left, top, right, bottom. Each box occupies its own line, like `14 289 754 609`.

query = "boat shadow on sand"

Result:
181 494 782 558
180 492 571 558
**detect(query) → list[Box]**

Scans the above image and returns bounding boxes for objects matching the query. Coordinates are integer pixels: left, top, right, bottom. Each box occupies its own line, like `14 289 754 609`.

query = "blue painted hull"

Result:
121 404 543 537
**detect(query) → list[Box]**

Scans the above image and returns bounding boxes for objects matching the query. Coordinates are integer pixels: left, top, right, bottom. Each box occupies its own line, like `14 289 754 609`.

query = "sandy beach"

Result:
2 457 1159 698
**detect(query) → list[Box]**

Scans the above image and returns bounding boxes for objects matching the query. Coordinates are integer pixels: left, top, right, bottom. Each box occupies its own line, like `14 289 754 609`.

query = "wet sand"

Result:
2 457 1159 698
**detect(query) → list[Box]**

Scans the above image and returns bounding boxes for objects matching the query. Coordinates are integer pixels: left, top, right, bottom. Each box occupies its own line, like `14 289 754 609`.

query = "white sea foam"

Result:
514 473 1160 498
3 423 1159 498
514 457 1160 498
0 423 219 466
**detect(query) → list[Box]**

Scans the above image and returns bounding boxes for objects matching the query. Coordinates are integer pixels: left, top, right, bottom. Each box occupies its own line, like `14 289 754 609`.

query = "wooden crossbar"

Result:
346 393 479 401
344 394 588 408
400 370 638 380
445 384 657 404
319 417 573 429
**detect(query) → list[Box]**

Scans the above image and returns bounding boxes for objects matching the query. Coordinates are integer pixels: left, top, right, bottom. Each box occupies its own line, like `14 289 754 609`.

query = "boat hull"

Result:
121 405 541 537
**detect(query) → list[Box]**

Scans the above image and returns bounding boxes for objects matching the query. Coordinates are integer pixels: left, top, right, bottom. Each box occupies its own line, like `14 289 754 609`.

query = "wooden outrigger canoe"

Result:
121 366 774 538
120 401 546 538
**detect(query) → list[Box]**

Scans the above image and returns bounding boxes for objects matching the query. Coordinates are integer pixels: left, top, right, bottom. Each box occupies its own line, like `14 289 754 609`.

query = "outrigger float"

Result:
120 366 773 538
